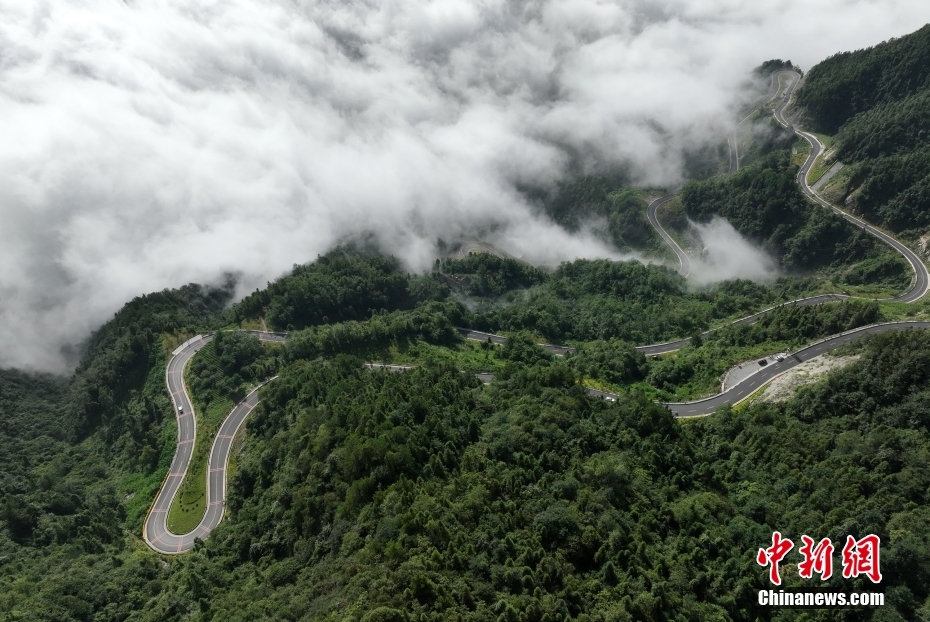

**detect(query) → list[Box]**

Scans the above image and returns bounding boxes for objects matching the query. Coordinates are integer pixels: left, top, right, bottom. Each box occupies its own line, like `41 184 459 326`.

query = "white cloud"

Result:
688 217 781 285
2 0 930 370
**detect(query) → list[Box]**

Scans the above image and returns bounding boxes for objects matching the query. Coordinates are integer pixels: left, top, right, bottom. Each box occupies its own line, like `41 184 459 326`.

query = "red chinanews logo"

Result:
757 532 882 585
798 535 834 580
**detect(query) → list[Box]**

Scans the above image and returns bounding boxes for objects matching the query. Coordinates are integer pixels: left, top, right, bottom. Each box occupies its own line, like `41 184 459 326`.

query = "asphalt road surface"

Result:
630 68 928 355
635 293 851 355
147 315 930 554
458 323 930 415
457 328 573 355
659 321 930 416
456 73 926 350
460 295 849 357
365 363 416 372
143 331 284 555
145 68 930 553
773 71 929 303
450 68 930 407
646 195 691 277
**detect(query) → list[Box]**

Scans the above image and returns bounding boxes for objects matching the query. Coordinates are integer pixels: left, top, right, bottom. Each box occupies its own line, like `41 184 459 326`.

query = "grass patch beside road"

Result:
878 297 930 321
807 158 835 186
805 136 837 186
733 382 770 413
791 137 812 167
167 347 234 535
652 341 797 402
811 132 834 149
582 377 623 395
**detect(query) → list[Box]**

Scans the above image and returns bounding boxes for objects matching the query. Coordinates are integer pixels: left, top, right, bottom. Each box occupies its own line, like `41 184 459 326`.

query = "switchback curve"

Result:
772 70 929 303
638 68 928 354
143 331 285 555
146 316 930 555
458 322 930 416
146 69 930 553
646 195 690 278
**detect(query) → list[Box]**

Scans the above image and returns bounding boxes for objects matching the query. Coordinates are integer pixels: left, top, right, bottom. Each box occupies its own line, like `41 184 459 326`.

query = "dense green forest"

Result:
795 24 930 238
731 117 797 170
0 283 238 558
5 31 930 619
753 59 797 77
232 253 446 331
794 24 930 134
437 253 838 347
822 87 930 238
189 332 281 403
641 300 882 400
665 45 920 290
2 264 929 620
679 151 910 287
436 255 548 299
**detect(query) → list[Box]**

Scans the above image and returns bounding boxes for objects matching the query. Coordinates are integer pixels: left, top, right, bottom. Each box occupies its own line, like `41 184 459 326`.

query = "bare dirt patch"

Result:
919 231 930 260
757 354 860 403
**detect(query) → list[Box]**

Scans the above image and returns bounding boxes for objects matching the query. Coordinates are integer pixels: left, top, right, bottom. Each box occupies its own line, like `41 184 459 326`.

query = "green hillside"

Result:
678 148 909 291
1 245 929 620
795 24 930 134
5 29 930 620
795 24 930 238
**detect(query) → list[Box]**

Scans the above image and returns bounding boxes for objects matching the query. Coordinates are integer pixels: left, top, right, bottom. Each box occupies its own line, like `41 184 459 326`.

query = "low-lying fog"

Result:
2 0 928 371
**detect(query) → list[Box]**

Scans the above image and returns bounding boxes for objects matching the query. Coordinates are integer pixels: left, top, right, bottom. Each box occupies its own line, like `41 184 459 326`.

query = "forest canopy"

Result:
2 283 928 620
795 23 930 238
4 27 930 619
795 23 930 134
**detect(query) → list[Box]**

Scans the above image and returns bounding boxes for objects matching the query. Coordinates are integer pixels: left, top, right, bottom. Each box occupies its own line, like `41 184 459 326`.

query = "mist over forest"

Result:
2 0 930 370
6 10 930 620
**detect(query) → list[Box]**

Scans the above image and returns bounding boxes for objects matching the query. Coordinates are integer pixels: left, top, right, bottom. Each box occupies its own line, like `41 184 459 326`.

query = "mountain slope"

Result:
795 24 930 239
795 24 930 134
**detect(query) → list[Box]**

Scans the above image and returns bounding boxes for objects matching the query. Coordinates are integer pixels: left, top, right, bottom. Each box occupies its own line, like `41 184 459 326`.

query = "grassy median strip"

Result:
791 136 812 167
167 346 233 534
803 132 836 183
733 382 770 412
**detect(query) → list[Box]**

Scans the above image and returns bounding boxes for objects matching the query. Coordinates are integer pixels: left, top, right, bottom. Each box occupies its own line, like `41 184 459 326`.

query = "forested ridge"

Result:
1 243 929 620
678 152 909 290
826 90 930 237
666 56 916 291
4 34 930 619
536 179 667 255
794 24 930 134
440 254 843 347
795 24 930 239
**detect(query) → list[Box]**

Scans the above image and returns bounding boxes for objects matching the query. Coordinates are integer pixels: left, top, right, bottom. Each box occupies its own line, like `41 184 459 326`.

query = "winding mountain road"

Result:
145 67 930 554
772 70 929 303
646 195 690 277
635 69 928 355
456 69 930 407
623 69 929 410
729 69 787 174
143 331 285 555
633 293 851 356
664 321 930 416
651 70 794 280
